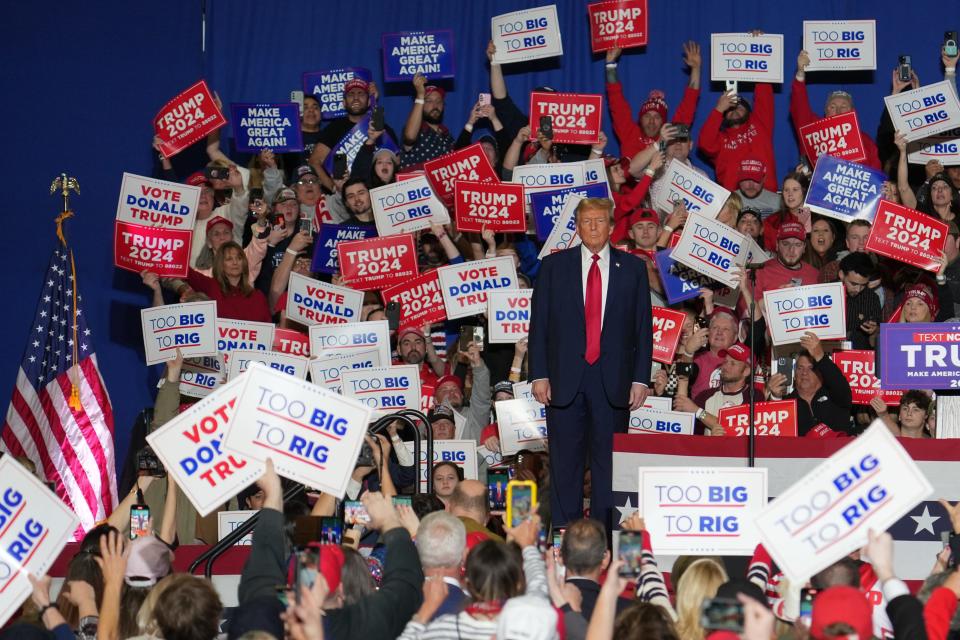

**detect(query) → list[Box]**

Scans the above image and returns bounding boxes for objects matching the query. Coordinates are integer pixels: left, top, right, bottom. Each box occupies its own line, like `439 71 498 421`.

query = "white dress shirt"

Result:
581 243 610 328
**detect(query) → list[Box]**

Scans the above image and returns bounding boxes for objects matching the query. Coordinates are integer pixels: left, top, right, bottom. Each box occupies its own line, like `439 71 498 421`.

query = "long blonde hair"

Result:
675 558 728 640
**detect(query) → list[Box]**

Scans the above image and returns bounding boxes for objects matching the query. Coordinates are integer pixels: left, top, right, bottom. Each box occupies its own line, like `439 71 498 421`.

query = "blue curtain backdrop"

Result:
0 0 953 473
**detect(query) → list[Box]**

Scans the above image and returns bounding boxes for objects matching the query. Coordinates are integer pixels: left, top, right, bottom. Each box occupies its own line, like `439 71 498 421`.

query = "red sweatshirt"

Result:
187 269 272 323
606 81 700 159
789 79 882 170
610 174 654 244
698 83 778 193
924 587 958 640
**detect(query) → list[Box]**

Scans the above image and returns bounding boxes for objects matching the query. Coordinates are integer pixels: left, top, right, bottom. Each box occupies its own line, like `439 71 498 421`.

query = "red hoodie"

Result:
698 83 778 193
606 81 699 159
789 79 882 170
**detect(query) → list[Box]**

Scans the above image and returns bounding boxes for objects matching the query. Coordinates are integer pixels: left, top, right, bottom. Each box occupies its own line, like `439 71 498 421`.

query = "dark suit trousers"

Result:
547 361 627 530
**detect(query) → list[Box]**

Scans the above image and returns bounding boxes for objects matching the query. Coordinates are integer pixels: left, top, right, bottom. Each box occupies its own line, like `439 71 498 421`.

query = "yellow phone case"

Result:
505 480 537 527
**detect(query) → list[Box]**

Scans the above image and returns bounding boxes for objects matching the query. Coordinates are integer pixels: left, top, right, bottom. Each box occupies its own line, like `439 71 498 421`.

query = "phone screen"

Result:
392 496 412 508
488 471 509 511
701 598 745 633
343 500 370 526
130 506 150 540
798 588 819 626
618 531 643 576
508 484 533 527
320 517 343 545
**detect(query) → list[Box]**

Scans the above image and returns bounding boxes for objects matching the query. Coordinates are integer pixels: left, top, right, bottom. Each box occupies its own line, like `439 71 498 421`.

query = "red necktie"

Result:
585 254 601 364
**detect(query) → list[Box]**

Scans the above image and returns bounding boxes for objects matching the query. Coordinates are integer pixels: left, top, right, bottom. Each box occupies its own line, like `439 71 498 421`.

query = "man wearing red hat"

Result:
755 221 819 300
394 326 446 388
604 42 702 159
675 342 756 435
401 73 454 171
699 36 778 193
432 342 490 444
736 157 781 218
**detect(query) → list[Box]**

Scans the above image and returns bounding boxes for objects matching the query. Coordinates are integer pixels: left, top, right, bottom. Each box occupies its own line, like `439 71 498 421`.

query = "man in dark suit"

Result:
529 197 653 528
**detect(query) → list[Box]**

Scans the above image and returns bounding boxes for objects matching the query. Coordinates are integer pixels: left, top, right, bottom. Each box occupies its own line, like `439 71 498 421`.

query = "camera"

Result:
136 446 166 477
355 440 375 468
672 123 690 140
371 106 385 132
205 166 230 181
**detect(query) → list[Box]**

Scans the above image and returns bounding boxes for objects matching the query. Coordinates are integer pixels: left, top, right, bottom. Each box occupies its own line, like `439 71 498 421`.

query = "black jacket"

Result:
887 593 928 640
786 354 853 435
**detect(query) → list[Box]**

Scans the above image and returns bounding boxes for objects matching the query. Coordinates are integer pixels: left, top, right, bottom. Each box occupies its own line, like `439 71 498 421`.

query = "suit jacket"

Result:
565 577 632 622
529 245 653 407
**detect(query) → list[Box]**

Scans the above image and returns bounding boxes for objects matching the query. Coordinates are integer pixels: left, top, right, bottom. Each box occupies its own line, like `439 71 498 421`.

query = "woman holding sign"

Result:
187 242 271 322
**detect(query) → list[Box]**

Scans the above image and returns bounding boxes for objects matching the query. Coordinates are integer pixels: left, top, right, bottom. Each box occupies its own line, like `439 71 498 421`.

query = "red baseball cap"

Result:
424 85 446 99
343 78 368 95
738 158 766 184
810 586 872 640
627 208 659 227
434 374 463 394
186 171 211 188
397 327 425 342
777 221 806 242
205 216 234 234
718 342 751 363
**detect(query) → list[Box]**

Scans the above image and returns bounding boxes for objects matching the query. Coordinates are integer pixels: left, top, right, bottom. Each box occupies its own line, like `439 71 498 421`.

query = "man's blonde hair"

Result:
575 197 614 221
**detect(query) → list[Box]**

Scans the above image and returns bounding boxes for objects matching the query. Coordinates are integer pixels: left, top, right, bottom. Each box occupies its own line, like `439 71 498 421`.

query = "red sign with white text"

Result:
865 200 948 272
423 143 499 204
337 234 418 291
114 221 192 277
587 0 649 52
529 92 603 145
651 306 686 364
831 350 903 406
153 80 227 158
798 111 866 166
272 328 310 358
717 400 798 437
454 181 526 233
381 270 448 330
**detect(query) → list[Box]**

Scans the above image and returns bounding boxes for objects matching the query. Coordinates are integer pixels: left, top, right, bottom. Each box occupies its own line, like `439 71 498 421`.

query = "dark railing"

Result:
189 409 432 578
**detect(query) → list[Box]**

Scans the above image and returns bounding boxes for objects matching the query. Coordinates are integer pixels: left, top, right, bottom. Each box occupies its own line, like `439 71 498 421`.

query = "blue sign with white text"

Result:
654 249 714 305
311 224 377 274
230 103 303 153
302 67 373 121
878 322 960 390
529 184 610 240
381 30 455 82
804 155 886 223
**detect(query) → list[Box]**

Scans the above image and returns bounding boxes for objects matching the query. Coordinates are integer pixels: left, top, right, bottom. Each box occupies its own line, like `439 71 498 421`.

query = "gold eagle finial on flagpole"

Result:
50 173 79 246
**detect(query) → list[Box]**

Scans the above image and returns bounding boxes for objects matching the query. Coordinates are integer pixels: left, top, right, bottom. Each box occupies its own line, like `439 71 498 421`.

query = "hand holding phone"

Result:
539 115 554 140
617 531 643 577
478 92 491 107
130 486 150 540
344 500 370 526
898 55 913 83
505 480 537 528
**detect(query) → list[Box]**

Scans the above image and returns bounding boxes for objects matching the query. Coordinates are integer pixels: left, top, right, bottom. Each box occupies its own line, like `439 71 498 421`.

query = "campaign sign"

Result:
337 234 418 291
179 356 224 399
311 224 376 275
218 510 256 545
116 173 199 230
538 194 582 259
341 365 421 415
323 115 400 177
798 111 867 165
273 328 311 358
530 183 610 240
528 92 603 145
424 143 499 205
382 30 455 82
403 440 478 492
710 33 785 84
0 456 79 626
495 398 548 456
141 301 217 366
764 282 846 346
286 273 363 326
227 349 309 381
672 213 748 288
654 160 730 220
370 175 450 236
381 270 448 331
146 376 264 517
154 80 226 158
638 467 768 555
217 319 275 366
907 127 960 166
491 4 563 64
716 400 799 437
308 320 391 364
455 181 526 233
654 249 714 305
652 307 686 364
831 350 903 406
512 159 609 205
865 200 947 272
438 256 519 319
802 20 877 71
587 0 648 52
308 348 381 394
878 322 960 389
302 67 373 120
885 81 960 142
804 155 885 223
628 408 695 435
754 422 932 582
488 289 533 343
225 363 373 496
229 103 302 153
114 222 192 278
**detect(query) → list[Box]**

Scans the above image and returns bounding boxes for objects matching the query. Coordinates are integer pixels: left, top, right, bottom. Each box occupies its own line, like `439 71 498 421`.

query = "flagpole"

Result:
49 173 82 410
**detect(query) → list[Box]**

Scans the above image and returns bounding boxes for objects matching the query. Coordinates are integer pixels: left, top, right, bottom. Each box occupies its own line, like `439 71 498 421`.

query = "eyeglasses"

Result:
297 178 319 186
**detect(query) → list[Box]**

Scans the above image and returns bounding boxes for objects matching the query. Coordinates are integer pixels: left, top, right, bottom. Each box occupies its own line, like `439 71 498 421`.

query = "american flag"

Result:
1 245 117 536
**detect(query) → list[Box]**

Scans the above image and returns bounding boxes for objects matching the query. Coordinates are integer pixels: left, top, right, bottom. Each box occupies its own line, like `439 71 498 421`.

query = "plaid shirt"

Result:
400 123 453 171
